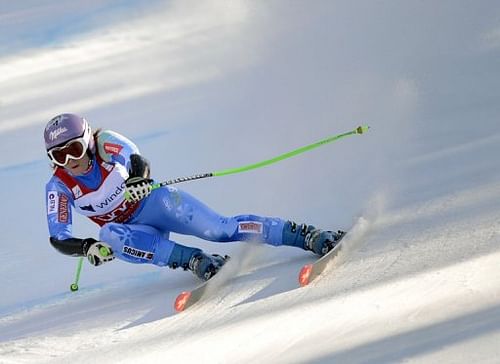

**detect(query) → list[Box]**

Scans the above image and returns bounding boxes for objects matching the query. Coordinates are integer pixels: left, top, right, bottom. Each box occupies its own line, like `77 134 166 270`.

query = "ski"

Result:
175 232 348 311
174 281 212 312
298 231 347 286
174 255 231 312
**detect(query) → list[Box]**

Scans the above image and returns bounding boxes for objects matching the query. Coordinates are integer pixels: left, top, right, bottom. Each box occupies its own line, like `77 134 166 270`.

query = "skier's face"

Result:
64 153 91 176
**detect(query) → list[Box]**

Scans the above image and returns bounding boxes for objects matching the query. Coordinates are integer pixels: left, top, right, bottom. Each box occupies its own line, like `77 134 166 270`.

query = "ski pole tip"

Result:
356 125 370 134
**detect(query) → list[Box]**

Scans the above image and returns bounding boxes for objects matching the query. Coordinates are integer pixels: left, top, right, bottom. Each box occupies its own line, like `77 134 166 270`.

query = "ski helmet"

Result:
44 113 95 163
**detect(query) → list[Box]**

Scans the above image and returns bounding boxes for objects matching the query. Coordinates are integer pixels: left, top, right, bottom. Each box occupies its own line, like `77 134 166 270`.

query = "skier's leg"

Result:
132 186 287 245
132 187 284 245
132 186 343 255
99 223 226 280
226 216 345 256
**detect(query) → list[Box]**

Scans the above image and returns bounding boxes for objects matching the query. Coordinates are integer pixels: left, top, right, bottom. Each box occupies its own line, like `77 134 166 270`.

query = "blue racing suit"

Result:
45 130 287 267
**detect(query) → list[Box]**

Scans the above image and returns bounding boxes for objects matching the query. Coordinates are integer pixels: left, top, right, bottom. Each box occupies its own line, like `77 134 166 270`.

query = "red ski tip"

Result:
299 264 313 287
174 291 192 312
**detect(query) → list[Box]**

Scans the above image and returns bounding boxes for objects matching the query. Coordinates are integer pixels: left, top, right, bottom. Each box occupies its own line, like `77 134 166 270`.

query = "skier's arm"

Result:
46 182 87 257
95 130 153 202
49 236 96 256
45 180 114 265
46 180 74 242
93 129 151 176
95 130 152 176
50 237 115 266
50 236 115 266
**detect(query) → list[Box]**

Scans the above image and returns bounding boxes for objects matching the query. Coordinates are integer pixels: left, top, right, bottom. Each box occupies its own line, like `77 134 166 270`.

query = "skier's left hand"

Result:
85 241 115 266
125 176 153 203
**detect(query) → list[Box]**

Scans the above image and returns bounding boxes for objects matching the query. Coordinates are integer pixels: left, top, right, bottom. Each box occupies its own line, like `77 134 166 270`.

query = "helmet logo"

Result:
47 114 67 127
49 127 68 141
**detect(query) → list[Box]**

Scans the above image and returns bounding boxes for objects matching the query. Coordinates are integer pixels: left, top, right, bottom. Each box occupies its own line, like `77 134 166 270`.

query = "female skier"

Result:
45 113 344 281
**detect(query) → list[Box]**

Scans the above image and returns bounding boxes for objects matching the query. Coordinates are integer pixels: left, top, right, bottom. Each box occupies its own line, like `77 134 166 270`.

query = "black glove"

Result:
125 154 153 202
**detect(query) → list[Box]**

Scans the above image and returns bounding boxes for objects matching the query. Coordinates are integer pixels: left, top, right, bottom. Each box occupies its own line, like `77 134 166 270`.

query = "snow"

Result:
1 1 500 363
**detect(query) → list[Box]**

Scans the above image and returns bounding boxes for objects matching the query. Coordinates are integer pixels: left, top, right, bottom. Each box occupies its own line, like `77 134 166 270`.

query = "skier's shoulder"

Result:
96 129 137 149
95 129 140 163
95 129 132 144
45 173 73 199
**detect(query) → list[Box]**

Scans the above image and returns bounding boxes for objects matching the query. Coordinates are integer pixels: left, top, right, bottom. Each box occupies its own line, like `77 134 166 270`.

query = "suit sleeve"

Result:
46 178 74 241
46 178 98 256
95 130 141 170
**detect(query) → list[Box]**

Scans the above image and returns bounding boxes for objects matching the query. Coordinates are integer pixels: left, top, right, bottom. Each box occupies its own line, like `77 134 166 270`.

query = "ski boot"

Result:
167 244 228 281
188 253 228 281
282 220 346 256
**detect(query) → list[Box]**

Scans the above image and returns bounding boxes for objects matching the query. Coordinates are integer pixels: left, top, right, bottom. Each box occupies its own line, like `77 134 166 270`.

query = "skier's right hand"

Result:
84 240 115 266
124 176 153 203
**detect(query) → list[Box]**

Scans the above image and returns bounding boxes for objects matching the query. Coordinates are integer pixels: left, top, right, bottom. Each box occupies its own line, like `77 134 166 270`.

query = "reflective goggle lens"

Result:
48 139 86 166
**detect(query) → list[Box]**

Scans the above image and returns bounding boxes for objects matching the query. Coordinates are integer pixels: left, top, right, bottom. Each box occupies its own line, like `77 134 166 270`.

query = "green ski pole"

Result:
70 257 84 292
151 125 370 189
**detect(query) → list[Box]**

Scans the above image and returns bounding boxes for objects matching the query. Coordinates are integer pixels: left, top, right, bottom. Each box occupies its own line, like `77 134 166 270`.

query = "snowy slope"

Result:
1 1 500 363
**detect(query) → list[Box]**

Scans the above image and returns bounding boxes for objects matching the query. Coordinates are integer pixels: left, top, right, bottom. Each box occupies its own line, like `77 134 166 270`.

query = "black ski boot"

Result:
188 253 228 281
167 244 228 281
282 220 345 256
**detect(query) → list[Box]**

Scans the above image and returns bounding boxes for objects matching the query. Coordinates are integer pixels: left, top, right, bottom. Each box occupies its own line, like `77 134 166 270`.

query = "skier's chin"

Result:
66 159 89 176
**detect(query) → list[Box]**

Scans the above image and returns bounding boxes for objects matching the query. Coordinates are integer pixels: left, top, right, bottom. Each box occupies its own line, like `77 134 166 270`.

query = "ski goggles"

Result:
47 137 88 166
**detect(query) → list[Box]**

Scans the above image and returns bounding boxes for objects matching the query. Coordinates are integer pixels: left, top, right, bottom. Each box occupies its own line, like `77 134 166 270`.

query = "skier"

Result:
45 113 344 281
